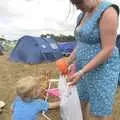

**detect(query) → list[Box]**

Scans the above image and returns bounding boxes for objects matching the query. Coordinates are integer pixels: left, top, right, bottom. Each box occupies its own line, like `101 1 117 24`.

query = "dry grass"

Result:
0 54 60 120
0 54 120 120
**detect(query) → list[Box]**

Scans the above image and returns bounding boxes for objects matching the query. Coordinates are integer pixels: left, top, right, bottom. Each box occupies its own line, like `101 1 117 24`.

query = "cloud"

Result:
0 0 119 40
0 0 74 40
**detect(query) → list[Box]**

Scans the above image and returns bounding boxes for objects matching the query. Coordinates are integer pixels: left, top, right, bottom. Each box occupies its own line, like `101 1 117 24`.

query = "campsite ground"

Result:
0 54 120 120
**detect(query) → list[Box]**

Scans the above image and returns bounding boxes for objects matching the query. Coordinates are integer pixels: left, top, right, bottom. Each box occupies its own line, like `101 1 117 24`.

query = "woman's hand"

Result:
67 64 74 73
68 70 84 86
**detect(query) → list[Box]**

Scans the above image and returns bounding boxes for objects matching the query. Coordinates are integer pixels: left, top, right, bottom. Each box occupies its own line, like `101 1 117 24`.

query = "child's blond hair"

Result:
16 76 38 101
16 71 51 101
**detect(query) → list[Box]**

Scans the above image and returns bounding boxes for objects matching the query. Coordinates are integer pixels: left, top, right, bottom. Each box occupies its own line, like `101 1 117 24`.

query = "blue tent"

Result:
116 35 120 85
116 35 120 53
9 36 62 64
42 37 64 59
0 44 4 55
58 41 76 56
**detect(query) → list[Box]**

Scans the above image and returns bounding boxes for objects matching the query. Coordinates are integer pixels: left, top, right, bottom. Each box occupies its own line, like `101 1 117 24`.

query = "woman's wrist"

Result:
78 69 85 77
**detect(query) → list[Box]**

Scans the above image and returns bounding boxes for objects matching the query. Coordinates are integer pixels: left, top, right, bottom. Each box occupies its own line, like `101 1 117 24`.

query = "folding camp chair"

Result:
45 79 60 98
41 79 59 120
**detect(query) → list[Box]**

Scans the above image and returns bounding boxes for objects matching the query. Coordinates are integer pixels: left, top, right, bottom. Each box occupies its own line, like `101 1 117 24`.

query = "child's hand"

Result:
48 101 60 109
67 64 74 73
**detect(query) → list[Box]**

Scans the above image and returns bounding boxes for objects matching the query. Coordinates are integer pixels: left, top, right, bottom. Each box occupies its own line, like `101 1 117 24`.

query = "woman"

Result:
67 0 120 120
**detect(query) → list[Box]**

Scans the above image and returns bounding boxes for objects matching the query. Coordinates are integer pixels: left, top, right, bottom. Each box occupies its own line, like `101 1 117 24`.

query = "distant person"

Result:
67 0 120 120
11 76 59 120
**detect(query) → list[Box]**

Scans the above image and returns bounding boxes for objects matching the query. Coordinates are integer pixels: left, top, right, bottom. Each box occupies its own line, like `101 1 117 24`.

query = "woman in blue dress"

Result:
67 0 120 120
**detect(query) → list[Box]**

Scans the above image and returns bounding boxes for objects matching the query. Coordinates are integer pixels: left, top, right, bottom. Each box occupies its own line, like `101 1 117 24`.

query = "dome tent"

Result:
0 44 4 55
9 36 62 64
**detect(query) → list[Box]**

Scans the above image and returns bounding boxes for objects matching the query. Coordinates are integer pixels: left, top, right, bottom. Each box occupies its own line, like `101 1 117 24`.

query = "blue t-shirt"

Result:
12 96 49 120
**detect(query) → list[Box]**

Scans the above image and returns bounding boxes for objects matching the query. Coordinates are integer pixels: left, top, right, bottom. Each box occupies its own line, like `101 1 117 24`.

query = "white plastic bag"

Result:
59 75 83 120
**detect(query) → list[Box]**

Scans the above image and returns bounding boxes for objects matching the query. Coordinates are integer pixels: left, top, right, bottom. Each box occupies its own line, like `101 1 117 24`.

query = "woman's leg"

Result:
90 115 112 120
80 100 89 120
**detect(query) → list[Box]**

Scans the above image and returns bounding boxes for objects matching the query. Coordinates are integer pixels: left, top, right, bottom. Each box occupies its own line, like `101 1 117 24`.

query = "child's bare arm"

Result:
48 101 60 109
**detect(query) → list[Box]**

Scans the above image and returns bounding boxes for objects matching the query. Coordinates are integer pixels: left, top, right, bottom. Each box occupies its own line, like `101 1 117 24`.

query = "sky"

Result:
0 0 120 40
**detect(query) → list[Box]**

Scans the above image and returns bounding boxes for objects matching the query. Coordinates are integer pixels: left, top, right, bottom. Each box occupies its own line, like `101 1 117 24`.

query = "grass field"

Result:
0 54 120 120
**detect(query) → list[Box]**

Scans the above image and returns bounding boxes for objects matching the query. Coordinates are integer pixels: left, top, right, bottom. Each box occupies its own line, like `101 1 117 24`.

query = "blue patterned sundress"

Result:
74 1 120 116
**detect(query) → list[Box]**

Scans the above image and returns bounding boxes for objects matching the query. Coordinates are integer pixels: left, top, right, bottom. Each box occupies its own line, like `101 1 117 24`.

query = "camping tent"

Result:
42 37 64 59
58 41 76 56
0 44 4 55
116 35 120 53
116 35 120 85
9 36 63 64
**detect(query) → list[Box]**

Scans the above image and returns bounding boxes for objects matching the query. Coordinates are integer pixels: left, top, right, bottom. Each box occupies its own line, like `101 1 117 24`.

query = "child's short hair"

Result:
16 71 51 100
16 76 39 101
16 71 51 101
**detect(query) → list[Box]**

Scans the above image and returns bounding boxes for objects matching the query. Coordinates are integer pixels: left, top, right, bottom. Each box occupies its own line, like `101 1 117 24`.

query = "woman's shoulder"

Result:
102 1 119 15
95 1 119 22
99 2 119 22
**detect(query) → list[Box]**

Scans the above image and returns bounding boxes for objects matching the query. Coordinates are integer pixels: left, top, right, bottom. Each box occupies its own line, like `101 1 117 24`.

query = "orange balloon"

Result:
56 58 68 74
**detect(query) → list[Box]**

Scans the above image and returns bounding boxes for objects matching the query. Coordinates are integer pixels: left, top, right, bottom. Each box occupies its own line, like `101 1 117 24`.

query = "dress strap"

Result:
76 12 85 27
93 1 119 22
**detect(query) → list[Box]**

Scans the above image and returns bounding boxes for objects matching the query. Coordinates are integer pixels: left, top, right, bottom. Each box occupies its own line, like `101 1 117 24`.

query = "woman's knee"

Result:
80 100 89 110
90 114 112 120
